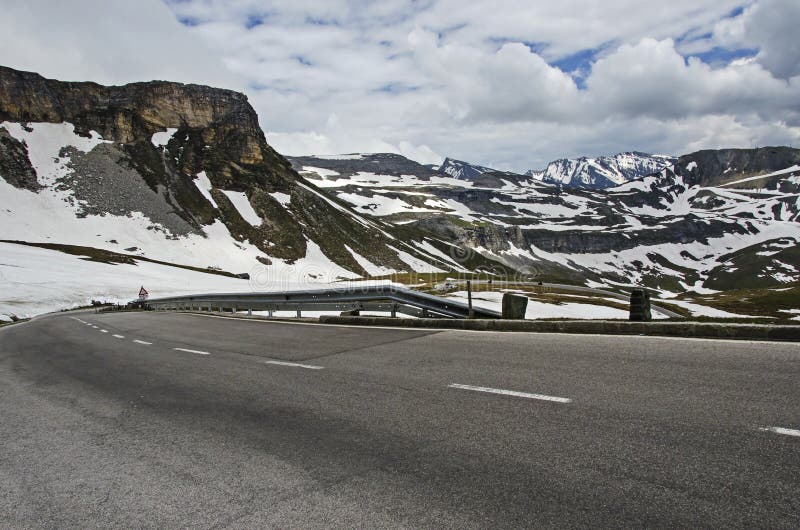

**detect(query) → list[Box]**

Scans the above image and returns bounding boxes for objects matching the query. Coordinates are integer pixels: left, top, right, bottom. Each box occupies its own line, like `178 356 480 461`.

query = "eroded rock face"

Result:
0 127 39 191
0 66 429 275
676 147 800 188
0 66 263 161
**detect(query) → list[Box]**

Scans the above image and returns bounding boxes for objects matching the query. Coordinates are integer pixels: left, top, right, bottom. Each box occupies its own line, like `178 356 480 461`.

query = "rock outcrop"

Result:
0 65 451 275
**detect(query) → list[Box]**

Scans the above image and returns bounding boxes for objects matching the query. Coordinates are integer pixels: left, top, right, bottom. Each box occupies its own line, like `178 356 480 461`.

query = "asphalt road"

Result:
1 311 799 528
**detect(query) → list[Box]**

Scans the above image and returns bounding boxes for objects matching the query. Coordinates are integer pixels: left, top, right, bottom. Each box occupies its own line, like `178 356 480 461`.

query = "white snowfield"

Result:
302 160 800 298
0 242 400 321
0 121 446 284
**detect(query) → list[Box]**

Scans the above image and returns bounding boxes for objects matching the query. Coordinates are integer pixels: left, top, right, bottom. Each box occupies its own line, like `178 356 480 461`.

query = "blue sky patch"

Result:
374 82 421 94
691 46 758 66
293 55 314 67
245 15 265 29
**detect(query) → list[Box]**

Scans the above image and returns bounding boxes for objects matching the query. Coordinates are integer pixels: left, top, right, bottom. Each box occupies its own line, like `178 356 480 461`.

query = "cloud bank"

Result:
1 0 799 170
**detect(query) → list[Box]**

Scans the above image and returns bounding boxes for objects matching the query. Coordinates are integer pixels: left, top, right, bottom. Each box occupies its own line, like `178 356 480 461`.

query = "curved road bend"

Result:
1 311 799 528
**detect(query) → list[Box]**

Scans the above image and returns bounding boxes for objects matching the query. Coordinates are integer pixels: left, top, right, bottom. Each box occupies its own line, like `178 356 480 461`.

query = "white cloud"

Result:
0 0 242 90
714 0 800 79
1 0 798 171
585 38 800 123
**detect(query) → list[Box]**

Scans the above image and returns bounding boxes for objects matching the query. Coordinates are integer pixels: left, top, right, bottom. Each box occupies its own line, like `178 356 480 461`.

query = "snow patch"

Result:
344 245 396 276
151 128 178 148
221 190 262 226
270 192 291 207
193 171 218 208
388 245 445 273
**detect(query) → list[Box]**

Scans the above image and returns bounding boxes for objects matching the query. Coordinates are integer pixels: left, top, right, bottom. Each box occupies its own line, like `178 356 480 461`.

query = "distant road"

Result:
1 312 799 528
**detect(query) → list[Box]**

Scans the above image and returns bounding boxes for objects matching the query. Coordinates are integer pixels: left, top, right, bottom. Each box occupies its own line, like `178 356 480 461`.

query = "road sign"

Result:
139 286 149 301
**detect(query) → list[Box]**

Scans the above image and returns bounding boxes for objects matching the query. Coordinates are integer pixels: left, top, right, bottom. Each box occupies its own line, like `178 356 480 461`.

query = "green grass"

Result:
0 240 244 278
682 282 800 320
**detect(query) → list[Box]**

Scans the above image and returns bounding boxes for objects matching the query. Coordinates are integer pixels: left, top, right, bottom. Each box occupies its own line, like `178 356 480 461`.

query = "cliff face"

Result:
0 65 283 177
675 147 800 188
0 66 451 276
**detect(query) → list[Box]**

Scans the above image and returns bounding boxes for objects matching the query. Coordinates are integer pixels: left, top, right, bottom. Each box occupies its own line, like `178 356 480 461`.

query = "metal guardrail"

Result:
145 285 502 319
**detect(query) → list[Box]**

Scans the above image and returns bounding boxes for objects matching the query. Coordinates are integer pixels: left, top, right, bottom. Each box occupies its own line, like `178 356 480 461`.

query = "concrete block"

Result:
502 293 528 319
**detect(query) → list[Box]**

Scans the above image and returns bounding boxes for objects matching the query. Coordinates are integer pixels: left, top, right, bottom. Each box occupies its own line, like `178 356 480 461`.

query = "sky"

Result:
1 0 799 171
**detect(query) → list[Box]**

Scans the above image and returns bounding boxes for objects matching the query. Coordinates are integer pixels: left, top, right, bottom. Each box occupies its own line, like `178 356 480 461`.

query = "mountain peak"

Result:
527 151 677 189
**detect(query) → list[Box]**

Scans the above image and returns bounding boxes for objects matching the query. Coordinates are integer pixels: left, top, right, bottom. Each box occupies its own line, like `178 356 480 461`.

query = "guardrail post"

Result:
467 280 474 319
248 308 252 316
232 305 237 314
296 307 301 318
391 303 397 318
268 309 274 318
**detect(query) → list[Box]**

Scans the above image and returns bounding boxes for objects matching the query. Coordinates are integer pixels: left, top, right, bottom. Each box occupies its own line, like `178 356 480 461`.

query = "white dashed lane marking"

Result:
112 334 125 339
99 329 108 333
760 426 800 437
132 340 152 346
173 348 211 356
448 383 572 404
265 360 324 370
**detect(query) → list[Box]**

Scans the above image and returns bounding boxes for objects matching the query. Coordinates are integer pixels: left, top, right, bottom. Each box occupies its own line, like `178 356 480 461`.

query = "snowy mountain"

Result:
428 152 676 189
293 148 800 298
0 66 473 295
438 157 506 180
526 152 677 189
2 65 798 320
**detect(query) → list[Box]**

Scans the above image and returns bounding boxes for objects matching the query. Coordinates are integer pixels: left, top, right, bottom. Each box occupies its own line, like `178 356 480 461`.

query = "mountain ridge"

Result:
1 65 799 306
0 65 467 280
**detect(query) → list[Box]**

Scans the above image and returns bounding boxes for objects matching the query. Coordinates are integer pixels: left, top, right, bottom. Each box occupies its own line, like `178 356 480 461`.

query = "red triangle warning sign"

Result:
139 286 149 299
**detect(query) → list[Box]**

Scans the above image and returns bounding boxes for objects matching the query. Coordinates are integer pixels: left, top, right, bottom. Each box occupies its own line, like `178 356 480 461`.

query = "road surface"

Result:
1 311 799 528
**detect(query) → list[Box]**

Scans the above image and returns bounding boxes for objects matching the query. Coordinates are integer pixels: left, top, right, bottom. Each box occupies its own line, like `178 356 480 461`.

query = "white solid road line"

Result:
448 383 572 403
132 340 152 345
112 334 125 339
760 426 800 437
265 360 324 370
173 347 211 356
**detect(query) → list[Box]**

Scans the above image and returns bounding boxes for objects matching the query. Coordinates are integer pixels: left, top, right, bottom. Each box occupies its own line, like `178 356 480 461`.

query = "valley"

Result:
1 65 798 322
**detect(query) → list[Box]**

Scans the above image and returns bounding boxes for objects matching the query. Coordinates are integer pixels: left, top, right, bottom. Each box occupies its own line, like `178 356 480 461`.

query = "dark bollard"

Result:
502 293 528 319
629 289 652 321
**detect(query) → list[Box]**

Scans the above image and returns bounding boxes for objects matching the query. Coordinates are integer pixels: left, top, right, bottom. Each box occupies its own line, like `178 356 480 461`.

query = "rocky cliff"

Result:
0 66 464 277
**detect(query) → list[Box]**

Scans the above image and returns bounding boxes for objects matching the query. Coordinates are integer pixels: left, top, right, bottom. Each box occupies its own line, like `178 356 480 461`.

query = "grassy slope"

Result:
0 240 242 278
684 282 800 320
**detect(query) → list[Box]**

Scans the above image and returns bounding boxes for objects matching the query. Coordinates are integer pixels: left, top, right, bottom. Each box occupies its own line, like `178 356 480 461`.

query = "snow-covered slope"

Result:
0 122 366 281
0 66 464 283
526 152 676 189
0 241 404 320
438 157 499 180
295 150 800 298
